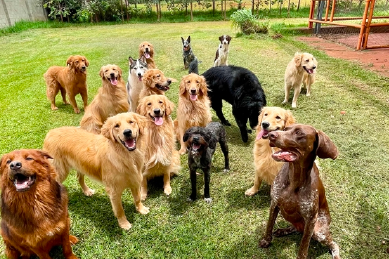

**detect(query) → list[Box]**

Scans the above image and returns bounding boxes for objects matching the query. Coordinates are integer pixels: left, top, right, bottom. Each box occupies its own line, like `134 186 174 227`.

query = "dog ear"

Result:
284 109 296 127
219 35 223 42
140 55 147 65
101 119 115 141
198 75 208 96
181 37 184 44
316 131 338 160
294 52 302 67
207 132 218 150
136 98 146 116
142 70 153 87
164 97 175 116
187 36 191 43
99 66 105 78
34 149 53 160
257 107 266 125
133 113 148 136
179 76 187 95
66 56 74 67
183 130 191 143
227 35 232 42
129 56 135 66
117 65 122 78
84 57 90 67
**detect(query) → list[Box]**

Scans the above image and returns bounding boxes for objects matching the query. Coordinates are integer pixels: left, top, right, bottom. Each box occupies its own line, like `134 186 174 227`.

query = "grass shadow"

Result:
225 185 272 211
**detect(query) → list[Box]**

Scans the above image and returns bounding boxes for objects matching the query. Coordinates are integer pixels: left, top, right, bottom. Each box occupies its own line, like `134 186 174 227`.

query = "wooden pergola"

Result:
308 0 389 50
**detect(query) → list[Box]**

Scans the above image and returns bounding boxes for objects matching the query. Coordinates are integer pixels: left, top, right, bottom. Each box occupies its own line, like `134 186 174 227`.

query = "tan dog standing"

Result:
136 95 181 200
283 52 317 108
44 55 89 113
44 112 149 230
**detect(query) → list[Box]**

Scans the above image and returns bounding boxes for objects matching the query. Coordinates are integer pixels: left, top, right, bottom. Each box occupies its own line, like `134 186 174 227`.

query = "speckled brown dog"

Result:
259 124 340 259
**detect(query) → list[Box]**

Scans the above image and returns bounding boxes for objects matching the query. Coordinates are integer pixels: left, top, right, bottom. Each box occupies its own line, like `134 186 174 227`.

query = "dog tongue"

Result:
110 79 118 85
125 139 135 149
154 117 163 126
308 69 314 74
145 53 150 59
256 129 268 140
190 94 197 101
273 151 297 162
138 76 142 81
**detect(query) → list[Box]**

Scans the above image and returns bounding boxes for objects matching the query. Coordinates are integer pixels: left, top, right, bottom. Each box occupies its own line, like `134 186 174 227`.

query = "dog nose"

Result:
154 109 161 115
10 161 22 170
137 73 142 76
193 136 199 142
82 66 86 69
190 89 196 94
123 129 132 137
313 66 316 69
167 79 172 84
110 73 115 77
268 132 278 140
262 122 270 129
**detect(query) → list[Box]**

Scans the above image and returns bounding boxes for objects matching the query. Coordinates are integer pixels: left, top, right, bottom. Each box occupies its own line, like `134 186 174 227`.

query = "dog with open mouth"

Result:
283 52 317 108
44 112 149 230
136 95 181 200
183 122 230 203
0 149 79 259
174 73 212 155
138 69 174 101
245 107 295 196
139 41 156 69
80 64 129 135
127 56 148 112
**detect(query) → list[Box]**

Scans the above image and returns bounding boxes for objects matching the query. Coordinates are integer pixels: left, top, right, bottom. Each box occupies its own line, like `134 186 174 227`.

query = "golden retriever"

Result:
80 64 129 134
44 55 89 114
245 107 295 196
175 73 212 155
0 149 78 259
282 52 317 108
139 41 156 69
138 69 173 101
43 112 149 230
136 95 181 200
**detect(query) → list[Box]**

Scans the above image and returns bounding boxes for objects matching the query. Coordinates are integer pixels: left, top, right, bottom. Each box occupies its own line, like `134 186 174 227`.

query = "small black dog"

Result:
202 65 267 143
181 36 199 74
183 122 229 203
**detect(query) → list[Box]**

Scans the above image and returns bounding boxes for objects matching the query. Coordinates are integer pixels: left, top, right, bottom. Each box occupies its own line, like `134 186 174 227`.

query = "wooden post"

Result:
362 0 376 49
357 0 371 50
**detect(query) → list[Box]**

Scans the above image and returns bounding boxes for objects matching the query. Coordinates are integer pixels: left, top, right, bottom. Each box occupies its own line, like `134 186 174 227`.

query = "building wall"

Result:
0 0 47 28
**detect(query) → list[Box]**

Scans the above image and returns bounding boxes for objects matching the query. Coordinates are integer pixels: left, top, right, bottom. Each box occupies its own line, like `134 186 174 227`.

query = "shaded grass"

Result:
0 21 389 258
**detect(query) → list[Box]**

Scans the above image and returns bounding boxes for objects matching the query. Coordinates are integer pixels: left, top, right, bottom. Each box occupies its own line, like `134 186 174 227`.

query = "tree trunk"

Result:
213 0 215 15
297 0 301 10
279 0 282 15
287 0 290 17
252 0 254 14
221 0 223 19
190 0 193 21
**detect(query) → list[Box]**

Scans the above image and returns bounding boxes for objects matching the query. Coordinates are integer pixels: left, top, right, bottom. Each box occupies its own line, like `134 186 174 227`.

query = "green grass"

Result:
0 21 389 258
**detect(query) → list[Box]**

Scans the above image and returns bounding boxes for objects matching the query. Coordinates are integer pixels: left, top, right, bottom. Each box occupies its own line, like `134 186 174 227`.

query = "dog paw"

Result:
179 149 187 155
204 198 212 203
245 188 258 196
138 205 150 215
118 220 132 230
223 168 230 173
164 186 172 196
69 235 79 245
259 239 271 248
73 108 80 114
187 197 194 202
83 188 95 196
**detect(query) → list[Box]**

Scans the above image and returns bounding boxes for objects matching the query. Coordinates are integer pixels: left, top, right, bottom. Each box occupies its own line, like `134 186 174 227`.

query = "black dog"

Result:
183 122 229 203
202 66 267 143
181 36 199 74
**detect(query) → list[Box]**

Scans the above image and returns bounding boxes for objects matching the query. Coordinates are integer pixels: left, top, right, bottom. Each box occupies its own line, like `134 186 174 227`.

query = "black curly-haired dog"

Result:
202 65 267 143
183 122 229 203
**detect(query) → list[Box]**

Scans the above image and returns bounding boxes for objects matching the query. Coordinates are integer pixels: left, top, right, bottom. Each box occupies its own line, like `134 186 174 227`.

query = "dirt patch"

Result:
298 35 389 77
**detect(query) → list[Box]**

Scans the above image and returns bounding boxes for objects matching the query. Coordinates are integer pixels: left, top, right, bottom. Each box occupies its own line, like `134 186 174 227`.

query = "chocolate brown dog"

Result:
259 124 340 259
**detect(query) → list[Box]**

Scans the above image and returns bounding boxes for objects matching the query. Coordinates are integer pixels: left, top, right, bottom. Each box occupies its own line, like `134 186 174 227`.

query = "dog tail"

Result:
188 58 199 75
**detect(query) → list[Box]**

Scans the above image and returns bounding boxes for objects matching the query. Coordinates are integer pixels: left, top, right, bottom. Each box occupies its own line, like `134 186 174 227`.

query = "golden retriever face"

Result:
139 41 154 59
101 112 147 151
99 64 122 86
256 107 295 140
137 95 174 126
142 69 172 92
294 52 317 74
0 149 55 192
179 73 208 101
66 55 89 73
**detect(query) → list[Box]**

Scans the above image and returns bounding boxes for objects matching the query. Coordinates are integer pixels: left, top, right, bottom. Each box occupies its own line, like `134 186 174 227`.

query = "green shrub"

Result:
230 9 268 34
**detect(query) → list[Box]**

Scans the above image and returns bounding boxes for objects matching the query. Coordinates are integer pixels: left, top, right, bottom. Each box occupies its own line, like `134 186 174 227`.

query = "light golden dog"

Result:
138 69 173 101
43 112 149 230
245 107 295 196
139 41 156 69
44 55 89 113
175 73 212 155
283 52 317 108
136 95 181 200
80 64 129 134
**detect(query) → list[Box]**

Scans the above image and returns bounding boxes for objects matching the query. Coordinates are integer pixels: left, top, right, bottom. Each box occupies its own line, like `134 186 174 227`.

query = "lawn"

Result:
0 21 389 259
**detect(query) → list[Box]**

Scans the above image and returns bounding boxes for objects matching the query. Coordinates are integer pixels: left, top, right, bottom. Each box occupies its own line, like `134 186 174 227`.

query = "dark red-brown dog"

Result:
259 124 340 259
0 149 78 259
